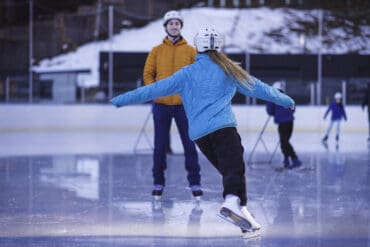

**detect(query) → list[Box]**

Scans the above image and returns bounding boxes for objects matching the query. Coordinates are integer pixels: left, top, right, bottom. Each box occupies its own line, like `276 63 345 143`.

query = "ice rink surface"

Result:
0 130 369 247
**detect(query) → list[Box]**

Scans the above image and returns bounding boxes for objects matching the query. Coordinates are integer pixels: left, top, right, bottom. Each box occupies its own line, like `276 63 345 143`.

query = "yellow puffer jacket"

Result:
143 37 196 105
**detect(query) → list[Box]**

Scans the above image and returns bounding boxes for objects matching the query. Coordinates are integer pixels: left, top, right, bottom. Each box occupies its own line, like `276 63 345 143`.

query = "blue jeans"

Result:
152 103 201 187
325 120 341 138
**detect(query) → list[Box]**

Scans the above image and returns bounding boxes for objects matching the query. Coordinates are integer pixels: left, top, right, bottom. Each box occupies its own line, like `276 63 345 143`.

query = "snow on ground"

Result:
33 7 370 87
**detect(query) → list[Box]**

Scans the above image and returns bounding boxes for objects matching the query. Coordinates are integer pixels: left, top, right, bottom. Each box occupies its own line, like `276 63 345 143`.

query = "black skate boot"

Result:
275 157 290 172
289 157 302 169
152 189 163 200
283 157 290 168
192 190 203 201
152 185 164 200
191 185 203 201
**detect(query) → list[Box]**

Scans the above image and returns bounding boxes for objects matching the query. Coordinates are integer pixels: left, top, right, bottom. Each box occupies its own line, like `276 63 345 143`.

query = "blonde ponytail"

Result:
207 50 254 90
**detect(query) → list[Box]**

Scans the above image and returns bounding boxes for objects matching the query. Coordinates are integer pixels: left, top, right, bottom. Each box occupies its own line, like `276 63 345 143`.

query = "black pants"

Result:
195 127 247 206
278 121 297 159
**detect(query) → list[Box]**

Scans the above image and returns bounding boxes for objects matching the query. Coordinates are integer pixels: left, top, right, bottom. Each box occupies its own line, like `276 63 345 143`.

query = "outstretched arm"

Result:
236 76 295 108
111 71 184 107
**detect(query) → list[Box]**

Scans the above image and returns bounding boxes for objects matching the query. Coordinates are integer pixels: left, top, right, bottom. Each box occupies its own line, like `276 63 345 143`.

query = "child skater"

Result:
266 81 302 170
111 28 295 237
322 92 347 143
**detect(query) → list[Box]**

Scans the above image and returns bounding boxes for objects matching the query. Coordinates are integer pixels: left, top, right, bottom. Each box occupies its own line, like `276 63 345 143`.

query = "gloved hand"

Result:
110 97 121 108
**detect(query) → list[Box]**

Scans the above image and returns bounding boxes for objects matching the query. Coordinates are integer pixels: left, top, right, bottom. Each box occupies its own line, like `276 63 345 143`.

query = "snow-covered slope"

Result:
33 7 370 87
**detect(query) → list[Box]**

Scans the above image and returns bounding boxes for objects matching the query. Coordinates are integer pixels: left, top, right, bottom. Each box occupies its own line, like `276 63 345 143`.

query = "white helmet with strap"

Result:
334 92 342 99
194 28 224 52
163 10 183 27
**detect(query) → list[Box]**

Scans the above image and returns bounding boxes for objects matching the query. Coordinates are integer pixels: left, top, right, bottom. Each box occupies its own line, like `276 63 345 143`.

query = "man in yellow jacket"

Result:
143 10 202 200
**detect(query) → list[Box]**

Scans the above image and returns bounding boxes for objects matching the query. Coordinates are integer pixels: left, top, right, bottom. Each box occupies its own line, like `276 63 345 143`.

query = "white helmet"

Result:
163 10 183 27
272 81 285 91
334 92 342 100
194 28 224 52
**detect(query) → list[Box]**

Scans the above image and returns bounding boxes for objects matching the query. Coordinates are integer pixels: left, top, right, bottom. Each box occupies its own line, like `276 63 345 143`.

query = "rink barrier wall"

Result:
0 104 367 133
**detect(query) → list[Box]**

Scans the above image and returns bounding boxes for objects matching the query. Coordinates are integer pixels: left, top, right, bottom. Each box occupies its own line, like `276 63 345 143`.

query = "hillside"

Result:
34 7 370 87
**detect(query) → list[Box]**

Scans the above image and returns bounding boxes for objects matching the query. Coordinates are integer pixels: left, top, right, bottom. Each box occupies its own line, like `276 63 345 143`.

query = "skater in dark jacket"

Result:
266 81 302 169
322 92 347 143
111 28 295 236
362 83 370 142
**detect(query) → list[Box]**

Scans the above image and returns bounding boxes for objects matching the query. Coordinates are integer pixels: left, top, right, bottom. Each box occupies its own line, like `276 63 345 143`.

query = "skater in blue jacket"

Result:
266 81 302 169
111 28 295 236
322 92 347 143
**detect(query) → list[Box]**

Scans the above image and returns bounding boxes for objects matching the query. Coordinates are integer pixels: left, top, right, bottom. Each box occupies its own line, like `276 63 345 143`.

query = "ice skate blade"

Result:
218 207 252 231
242 229 261 239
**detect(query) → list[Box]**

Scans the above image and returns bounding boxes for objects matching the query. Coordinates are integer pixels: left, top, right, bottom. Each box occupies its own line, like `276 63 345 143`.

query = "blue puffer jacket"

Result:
266 101 295 124
111 54 295 140
324 102 347 121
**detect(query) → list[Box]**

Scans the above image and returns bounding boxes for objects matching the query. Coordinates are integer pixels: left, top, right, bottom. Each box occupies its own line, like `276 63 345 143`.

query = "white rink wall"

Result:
0 104 367 132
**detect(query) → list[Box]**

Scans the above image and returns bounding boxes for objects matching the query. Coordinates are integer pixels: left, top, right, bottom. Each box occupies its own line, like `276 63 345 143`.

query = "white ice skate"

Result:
218 195 253 233
240 206 261 230
240 206 262 239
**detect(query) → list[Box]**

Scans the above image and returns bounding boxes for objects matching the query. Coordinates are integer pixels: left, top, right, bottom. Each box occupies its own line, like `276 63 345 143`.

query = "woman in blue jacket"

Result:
111 28 295 236
266 81 302 169
322 92 347 143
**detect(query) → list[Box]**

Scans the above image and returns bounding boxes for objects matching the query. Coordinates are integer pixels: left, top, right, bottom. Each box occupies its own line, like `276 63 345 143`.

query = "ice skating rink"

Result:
0 128 369 247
